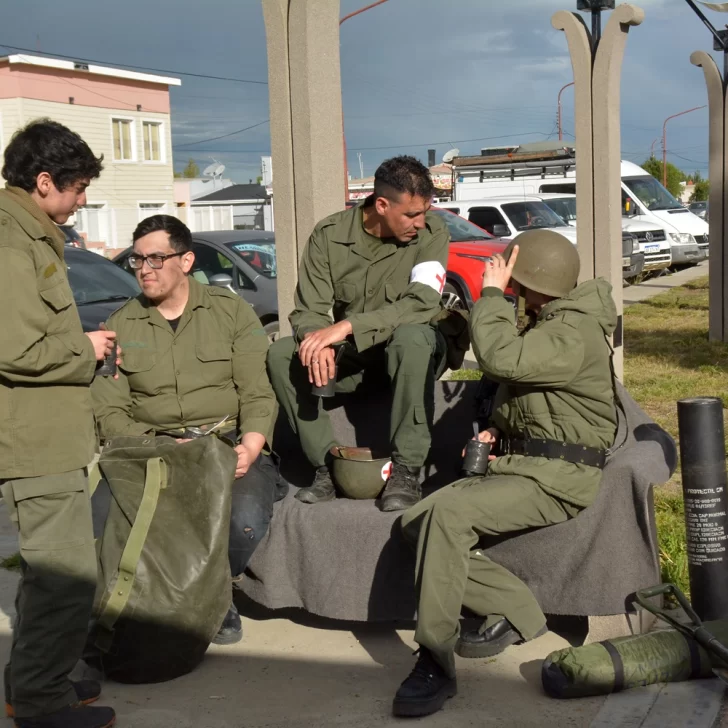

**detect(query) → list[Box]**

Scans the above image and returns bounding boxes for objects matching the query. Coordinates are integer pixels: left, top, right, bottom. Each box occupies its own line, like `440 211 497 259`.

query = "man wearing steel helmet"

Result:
392 230 618 718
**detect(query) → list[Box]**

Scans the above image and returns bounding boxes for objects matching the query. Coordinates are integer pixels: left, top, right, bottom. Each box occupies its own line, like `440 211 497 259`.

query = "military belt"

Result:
502 437 607 469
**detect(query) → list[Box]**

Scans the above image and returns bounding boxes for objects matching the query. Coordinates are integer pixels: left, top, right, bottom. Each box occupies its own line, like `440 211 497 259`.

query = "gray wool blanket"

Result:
241 380 677 621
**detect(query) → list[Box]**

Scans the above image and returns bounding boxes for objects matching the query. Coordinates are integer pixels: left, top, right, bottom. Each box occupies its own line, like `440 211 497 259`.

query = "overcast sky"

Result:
1 0 720 183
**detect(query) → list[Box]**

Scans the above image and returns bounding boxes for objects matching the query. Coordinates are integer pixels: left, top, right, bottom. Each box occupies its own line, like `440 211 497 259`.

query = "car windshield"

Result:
501 201 566 231
431 208 493 241
542 197 576 223
623 176 684 211
225 241 277 278
66 251 140 305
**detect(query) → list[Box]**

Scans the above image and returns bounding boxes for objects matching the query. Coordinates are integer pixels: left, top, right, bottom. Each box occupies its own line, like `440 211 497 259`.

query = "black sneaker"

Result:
14 703 115 728
392 648 457 717
212 603 242 645
295 467 336 504
379 462 421 512
7 681 101 719
455 618 548 659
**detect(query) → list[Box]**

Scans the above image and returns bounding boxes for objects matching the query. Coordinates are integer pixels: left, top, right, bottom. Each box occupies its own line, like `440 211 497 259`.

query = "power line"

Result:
0 43 268 85
173 120 270 150
353 131 551 151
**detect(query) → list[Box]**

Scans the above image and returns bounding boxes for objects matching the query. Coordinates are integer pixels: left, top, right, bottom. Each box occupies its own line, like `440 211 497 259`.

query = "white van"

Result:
533 193 672 272
453 145 708 266
439 196 578 244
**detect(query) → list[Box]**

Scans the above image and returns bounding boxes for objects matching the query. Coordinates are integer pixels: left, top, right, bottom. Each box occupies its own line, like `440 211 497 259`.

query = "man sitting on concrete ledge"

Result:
267 155 449 511
392 231 619 718
92 215 286 647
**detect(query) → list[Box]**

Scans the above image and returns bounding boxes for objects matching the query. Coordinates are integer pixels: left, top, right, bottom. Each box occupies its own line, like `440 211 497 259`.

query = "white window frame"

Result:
140 119 166 164
110 116 137 163
137 201 169 222
76 201 110 244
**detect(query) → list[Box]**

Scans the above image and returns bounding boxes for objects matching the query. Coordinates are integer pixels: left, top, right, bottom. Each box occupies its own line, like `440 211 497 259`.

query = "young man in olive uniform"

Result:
0 120 116 728
392 230 618 717
267 156 449 511
92 215 285 646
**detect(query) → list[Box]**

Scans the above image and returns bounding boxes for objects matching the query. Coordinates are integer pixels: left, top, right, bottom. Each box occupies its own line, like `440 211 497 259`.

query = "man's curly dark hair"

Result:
373 155 435 201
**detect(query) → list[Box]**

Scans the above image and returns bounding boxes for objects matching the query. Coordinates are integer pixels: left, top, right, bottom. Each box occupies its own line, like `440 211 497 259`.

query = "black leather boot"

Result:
295 467 336 504
392 648 457 717
212 603 242 645
455 618 547 658
379 463 421 512
7 681 101 719
14 704 115 728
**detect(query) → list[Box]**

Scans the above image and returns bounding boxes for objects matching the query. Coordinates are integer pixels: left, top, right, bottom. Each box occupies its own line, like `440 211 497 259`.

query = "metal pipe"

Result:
662 105 707 187
340 0 390 202
558 81 575 141
683 0 728 50
591 9 602 47
677 397 728 621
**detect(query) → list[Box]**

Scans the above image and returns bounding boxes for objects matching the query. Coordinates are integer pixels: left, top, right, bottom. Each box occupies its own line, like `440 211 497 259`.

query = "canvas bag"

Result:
87 434 237 683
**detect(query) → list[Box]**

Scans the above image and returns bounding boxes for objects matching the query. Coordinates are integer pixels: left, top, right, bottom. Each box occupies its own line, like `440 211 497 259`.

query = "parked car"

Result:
113 230 280 341
65 246 140 331
622 231 645 284
688 200 708 220
59 224 87 249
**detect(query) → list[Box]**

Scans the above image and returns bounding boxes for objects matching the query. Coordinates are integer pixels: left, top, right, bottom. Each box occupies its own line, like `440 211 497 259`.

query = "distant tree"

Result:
641 158 686 198
174 159 200 179
256 175 263 184
690 177 710 202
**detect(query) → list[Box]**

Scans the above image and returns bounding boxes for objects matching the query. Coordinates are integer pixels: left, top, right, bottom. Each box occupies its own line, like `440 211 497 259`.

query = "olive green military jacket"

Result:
290 202 449 351
92 278 276 445
470 279 618 508
0 187 97 479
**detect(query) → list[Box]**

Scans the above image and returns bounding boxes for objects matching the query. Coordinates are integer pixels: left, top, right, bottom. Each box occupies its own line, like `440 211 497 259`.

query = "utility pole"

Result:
661 105 707 187
340 0 390 201
357 152 364 179
557 81 575 141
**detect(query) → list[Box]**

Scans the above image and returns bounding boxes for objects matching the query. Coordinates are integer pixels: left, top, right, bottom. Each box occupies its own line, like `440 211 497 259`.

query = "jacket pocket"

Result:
195 343 233 362
121 352 156 373
333 281 356 303
38 282 74 312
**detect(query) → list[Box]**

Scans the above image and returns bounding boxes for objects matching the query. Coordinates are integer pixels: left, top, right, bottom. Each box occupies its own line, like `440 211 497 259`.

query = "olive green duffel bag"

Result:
542 583 728 698
86 434 237 684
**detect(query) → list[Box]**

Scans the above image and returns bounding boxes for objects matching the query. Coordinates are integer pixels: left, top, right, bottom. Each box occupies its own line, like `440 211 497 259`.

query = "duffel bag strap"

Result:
95 456 167 650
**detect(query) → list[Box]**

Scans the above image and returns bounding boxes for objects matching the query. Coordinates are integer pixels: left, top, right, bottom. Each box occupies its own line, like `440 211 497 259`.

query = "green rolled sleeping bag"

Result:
542 620 728 698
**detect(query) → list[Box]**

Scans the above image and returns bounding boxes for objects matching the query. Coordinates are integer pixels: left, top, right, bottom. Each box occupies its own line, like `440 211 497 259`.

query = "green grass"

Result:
0 553 21 572
451 276 728 598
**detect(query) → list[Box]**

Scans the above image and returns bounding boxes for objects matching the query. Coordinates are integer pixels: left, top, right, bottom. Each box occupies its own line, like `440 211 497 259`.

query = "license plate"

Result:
644 244 660 252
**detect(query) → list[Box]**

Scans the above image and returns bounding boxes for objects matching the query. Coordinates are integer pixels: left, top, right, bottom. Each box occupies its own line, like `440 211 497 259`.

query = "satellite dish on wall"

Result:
442 148 460 164
203 159 226 190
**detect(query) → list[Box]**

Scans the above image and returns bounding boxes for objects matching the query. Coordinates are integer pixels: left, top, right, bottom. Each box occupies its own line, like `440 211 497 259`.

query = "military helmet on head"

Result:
330 446 392 500
505 229 580 299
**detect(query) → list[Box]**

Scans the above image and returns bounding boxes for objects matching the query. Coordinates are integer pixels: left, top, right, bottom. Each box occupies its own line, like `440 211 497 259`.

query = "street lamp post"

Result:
340 0 390 201
557 81 575 141
576 0 616 49
661 105 707 187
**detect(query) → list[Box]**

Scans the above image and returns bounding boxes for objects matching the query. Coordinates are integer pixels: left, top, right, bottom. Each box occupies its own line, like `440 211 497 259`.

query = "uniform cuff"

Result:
480 286 505 299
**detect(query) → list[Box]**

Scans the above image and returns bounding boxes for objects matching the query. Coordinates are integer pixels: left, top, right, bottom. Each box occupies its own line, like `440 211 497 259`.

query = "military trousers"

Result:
267 324 446 469
400 475 581 678
0 469 97 718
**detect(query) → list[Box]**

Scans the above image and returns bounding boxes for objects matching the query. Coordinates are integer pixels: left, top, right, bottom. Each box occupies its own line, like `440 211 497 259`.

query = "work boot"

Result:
212 603 242 645
295 466 336 504
455 618 548 659
14 703 115 728
379 462 421 512
7 681 101 718
392 648 457 717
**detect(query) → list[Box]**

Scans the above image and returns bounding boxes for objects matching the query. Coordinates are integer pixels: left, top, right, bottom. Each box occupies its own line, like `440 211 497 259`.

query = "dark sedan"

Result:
113 230 279 341
65 247 140 331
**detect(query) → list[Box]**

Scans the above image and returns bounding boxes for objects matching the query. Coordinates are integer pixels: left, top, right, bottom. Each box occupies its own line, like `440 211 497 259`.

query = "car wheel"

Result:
442 282 468 311
264 321 279 344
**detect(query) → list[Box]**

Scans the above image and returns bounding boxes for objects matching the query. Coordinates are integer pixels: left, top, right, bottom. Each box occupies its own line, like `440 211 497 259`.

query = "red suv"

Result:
430 207 513 310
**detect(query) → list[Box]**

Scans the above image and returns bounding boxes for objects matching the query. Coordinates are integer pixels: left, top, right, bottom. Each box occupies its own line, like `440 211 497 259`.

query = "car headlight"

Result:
669 233 696 244
622 256 631 267
456 253 492 263
632 238 640 253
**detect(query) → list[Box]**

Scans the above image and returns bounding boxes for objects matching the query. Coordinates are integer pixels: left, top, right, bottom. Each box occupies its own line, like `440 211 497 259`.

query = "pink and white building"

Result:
0 53 181 253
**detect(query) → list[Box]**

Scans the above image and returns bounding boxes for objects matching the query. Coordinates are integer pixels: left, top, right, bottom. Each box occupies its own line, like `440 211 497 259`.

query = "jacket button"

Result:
0 218 7 226
367 289 374 295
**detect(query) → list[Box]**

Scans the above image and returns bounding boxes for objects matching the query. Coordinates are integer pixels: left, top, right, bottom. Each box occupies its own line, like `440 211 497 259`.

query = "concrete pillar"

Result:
552 5 645 379
262 0 345 336
691 51 728 342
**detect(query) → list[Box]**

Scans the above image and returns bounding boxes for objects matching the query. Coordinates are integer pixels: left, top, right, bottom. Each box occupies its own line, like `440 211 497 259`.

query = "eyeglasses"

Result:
127 252 185 270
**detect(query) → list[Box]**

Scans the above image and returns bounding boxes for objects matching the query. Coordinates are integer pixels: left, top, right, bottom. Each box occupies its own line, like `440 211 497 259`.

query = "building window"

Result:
111 118 134 161
142 121 163 162
138 202 168 221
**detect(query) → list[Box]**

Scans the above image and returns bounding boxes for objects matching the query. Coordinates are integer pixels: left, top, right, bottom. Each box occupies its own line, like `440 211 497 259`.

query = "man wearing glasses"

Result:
91 215 286 646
